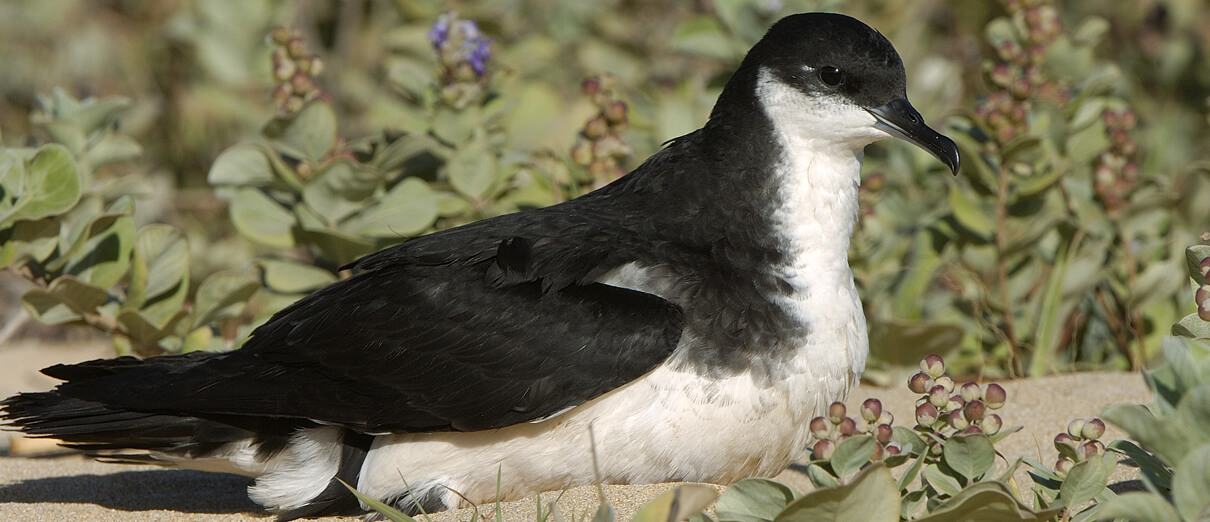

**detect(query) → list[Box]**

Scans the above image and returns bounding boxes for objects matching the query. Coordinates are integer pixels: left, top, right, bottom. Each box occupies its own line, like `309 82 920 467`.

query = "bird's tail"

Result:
1 354 373 519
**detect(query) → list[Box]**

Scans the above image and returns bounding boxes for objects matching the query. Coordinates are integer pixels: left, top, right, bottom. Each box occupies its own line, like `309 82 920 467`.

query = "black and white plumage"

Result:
2 12 959 519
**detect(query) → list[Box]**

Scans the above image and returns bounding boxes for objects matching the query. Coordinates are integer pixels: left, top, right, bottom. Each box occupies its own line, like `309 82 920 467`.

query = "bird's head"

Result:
712 12 960 176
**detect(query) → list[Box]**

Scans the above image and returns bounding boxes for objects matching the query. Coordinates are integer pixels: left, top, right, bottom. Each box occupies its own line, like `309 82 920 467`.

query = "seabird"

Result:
2 12 959 519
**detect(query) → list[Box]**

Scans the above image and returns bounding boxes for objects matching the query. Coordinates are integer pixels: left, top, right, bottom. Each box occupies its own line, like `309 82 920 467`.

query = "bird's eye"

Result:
818 66 844 87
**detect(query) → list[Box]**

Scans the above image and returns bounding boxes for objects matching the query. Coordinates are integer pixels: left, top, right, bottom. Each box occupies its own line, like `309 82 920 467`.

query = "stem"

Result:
994 165 1021 376
1119 236 1145 370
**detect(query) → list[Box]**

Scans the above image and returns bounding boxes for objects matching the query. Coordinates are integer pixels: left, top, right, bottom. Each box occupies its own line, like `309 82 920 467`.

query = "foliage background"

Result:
1 0 1208 379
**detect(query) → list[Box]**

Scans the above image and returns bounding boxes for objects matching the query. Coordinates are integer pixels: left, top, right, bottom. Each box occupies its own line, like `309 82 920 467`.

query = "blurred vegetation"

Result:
1 0 1209 377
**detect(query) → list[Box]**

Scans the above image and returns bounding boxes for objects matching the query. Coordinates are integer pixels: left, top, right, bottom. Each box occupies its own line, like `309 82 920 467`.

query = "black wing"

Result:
46 203 684 434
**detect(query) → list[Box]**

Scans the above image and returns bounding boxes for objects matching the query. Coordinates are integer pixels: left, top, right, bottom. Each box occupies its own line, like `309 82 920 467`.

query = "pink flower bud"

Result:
1067 419 1086 439
963 400 986 422
828 402 847 424
1081 418 1106 440
961 425 984 435
1054 432 1077 452
921 354 945 378
1055 456 1073 475
869 442 884 462
915 403 939 427
838 417 857 437
959 382 982 403
885 442 902 456
983 383 1007 409
812 439 834 460
934 376 954 393
861 399 882 423
809 416 830 440
875 423 893 444
948 410 969 430
603 101 628 124
929 385 949 408
982 414 1002 435
908 372 933 394
583 117 608 140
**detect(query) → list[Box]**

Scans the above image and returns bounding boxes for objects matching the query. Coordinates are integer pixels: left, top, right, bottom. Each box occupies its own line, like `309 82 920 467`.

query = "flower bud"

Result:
581 76 601 95
583 117 608 140
1054 432 1077 453
283 95 305 114
963 400 986 422
838 417 857 437
877 411 894 426
1201 300 1210 322
928 385 949 408
570 141 593 166
1055 456 1074 475
270 26 292 45
286 36 306 59
598 74 618 92
587 159 610 178
983 383 1007 409
865 172 885 193
982 414 1002 435
946 395 965 413
961 425 984 435
809 416 830 440
915 403 939 427
1081 418 1106 440
959 382 982 403
812 439 834 460
1079 440 1105 459
884 442 902 456
869 442 884 462
921 354 945 378
1200 257 1210 280
908 372 932 394
860 399 882 423
1067 419 1086 439
604 100 628 124
948 410 969 430
875 423 893 444
828 402 847 424
934 376 954 393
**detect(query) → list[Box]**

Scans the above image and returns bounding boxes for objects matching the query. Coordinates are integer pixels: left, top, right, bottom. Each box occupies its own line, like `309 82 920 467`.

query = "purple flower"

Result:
468 38 491 76
427 16 451 49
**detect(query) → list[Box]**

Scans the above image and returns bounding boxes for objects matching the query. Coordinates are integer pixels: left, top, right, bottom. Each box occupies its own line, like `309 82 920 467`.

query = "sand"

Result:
0 340 1152 521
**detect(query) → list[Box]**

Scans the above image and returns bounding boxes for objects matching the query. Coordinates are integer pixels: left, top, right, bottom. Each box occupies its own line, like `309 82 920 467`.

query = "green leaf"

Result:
1174 313 1210 340
63 212 135 288
1172 443 1210 522
1094 492 1182 522
1060 455 1110 507
21 275 110 325
303 160 381 223
2 218 60 267
208 143 280 187
670 15 740 62
1107 440 1172 493
229 188 296 248
294 225 375 267
447 143 498 200
342 177 439 238
774 465 898 522
126 224 190 324
191 271 260 330
716 478 797 522
631 485 717 522
0 144 81 226
263 100 337 163
804 463 840 489
829 435 877 478
1187 245 1210 285
116 308 187 354
1101 402 1197 466
922 463 964 498
255 258 337 294
81 133 142 169
942 433 996 482
947 186 995 240
337 479 416 522
912 481 1062 522
431 105 480 145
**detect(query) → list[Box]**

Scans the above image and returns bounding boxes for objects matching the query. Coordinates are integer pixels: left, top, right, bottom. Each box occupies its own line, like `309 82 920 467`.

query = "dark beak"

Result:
867 99 960 176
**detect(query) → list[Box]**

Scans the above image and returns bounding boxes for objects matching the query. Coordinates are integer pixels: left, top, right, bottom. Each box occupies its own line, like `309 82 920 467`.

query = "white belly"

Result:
356 284 866 509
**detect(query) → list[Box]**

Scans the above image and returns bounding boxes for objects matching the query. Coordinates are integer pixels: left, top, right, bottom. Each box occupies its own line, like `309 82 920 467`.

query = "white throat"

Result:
753 66 875 383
